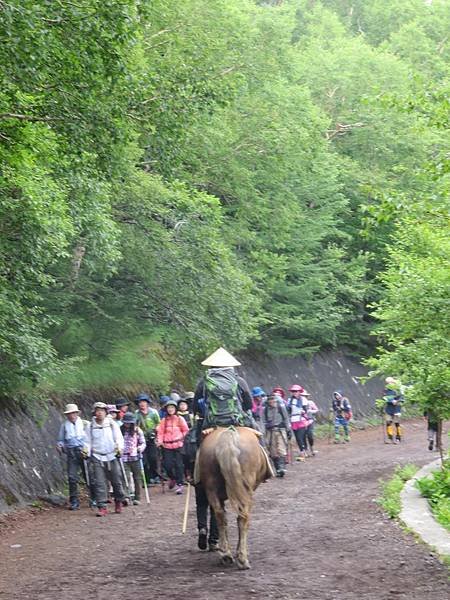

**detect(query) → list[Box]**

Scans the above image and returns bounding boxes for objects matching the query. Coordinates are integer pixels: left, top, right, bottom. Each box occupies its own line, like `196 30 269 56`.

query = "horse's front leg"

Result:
236 509 251 570
210 498 233 565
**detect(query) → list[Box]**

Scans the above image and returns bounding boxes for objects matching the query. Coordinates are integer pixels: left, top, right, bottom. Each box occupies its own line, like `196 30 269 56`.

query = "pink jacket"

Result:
156 414 188 449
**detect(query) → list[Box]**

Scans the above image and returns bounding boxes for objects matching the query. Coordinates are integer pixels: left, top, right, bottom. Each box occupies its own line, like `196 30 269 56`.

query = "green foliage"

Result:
378 464 418 518
0 0 449 397
416 458 450 532
45 337 171 395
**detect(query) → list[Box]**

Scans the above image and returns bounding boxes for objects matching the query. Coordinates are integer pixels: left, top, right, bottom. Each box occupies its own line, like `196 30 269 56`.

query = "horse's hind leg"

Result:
236 508 251 570
210 497 233 565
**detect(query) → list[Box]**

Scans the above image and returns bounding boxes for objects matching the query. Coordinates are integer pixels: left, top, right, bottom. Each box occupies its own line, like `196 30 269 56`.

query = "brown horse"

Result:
197 426 272 569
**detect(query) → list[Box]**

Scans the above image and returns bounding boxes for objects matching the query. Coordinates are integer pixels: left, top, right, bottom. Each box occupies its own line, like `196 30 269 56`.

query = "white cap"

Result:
64 403 80 414
201 347 241 367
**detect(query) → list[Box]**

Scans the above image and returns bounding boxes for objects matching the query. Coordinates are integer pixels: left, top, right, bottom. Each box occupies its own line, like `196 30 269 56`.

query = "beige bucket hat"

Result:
201 347 241 367
64 403 80 414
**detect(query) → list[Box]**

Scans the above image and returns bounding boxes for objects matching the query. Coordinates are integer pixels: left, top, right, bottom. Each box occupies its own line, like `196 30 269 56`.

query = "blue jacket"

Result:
384 388 403 416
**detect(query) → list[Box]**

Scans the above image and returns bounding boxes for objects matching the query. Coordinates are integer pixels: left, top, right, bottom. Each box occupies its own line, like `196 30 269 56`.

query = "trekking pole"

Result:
139 455 150 505
182 482 191 534
119 458 130 497
82 458 90 488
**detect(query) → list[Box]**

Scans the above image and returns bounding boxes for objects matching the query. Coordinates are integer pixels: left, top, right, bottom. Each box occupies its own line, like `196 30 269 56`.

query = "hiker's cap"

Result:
64 403 80 414
385 377 396 385
93 401 108 411
122 412 136 424
201 347 241 367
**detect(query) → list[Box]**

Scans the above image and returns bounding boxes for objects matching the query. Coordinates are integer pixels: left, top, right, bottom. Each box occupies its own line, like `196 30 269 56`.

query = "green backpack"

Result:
204 368 243 427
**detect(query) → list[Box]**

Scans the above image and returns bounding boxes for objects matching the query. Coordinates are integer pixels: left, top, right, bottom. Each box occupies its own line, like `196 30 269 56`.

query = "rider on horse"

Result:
192 347 253 431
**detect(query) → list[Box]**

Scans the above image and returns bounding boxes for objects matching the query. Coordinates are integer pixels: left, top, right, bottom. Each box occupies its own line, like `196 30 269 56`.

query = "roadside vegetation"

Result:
0 1 448 415
378 464 418 519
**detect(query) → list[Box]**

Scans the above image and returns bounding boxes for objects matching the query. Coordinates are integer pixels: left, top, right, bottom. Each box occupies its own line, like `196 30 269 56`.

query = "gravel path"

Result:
0 420 448 600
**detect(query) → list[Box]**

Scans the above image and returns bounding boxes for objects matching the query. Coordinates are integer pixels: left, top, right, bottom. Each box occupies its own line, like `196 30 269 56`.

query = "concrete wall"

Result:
0 351 382 512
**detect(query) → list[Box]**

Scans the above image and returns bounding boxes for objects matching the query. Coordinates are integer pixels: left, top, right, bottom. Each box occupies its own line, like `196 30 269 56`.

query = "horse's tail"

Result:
215 428 252 518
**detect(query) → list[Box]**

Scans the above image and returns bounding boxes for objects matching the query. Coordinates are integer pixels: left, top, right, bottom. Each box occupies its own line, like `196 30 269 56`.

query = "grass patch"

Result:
416 457 450 532
42 337 171 395
378 464 418 518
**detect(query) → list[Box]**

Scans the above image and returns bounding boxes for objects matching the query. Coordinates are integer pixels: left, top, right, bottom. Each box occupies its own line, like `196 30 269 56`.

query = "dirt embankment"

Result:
0 420 448 600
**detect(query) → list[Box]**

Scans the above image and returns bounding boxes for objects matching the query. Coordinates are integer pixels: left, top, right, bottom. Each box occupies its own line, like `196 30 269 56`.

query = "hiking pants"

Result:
265 429 288 458
334 416 349 437
163 448 184 485
143 437 159 480
195 483 218 544
305 423 315 450
293 428 307 452
67 447 84 503
124 460 142 501
91 457 125 508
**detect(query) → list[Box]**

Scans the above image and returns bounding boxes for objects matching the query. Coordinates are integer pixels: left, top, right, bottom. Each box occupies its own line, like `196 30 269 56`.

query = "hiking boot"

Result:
344 435 350 443
396 436 401 442
428 440 434 451
114 501 122 514
334 435 340 444
175 485 183 495
198 528 207 550
69 502 80 511
168 479 176 490
89 499 97 509
133 499 140 505
97 507 107 517
296 455 305 462
208 541 219 552
122 499 129 507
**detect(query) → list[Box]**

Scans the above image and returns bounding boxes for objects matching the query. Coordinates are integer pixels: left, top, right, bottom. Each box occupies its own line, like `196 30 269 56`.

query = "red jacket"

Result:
156 414 188 449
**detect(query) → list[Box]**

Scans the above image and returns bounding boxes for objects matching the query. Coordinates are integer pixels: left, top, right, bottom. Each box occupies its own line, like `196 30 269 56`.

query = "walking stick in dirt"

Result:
119 458 130 497
139 455 151 505
328 412 334 444
82 458 90 488
182 482 191 534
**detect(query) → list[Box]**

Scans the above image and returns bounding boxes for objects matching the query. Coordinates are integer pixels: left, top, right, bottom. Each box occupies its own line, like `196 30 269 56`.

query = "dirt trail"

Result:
0 421 448 600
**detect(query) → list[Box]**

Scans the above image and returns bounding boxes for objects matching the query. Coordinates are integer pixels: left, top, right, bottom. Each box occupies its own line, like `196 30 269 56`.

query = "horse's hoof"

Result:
236 558 251 570
220 554 234 566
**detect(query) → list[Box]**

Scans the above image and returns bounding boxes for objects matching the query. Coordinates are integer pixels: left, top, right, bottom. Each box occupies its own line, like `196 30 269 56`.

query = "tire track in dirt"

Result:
0 420 448 600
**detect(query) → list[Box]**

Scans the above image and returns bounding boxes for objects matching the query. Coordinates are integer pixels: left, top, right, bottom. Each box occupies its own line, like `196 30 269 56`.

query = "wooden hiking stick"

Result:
182 482 191 534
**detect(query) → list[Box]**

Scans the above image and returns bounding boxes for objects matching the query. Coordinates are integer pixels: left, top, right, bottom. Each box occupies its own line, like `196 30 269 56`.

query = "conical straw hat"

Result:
201 347 241 367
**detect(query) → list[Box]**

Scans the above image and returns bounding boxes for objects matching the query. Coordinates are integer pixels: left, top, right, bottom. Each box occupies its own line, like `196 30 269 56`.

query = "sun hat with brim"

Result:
122 412 136 424
164 399 178 409
183 391 195 401
116 397 131 408
107 404 119 413
201 347 241 367
64 403 80 414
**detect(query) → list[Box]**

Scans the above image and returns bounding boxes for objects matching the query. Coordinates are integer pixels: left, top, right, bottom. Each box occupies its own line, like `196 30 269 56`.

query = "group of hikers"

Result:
57 346 435 548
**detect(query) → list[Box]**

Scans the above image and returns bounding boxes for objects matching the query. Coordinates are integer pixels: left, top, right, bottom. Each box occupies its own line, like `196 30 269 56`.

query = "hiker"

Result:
301 388 319 456
251 386 267 433
383 377 404 444
332 390 352 443
156 399 189 494
178 397 196 480
191 392 219 551
134 393 161 484
287 385 310 462
192 347 253 430
158 395 170 419
263 393 292 476
116 397 132 423
271 386 286 403
107 405 120 420
121 413 146 505
85 401 126 517
56 403 88 510
424 408 439 451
